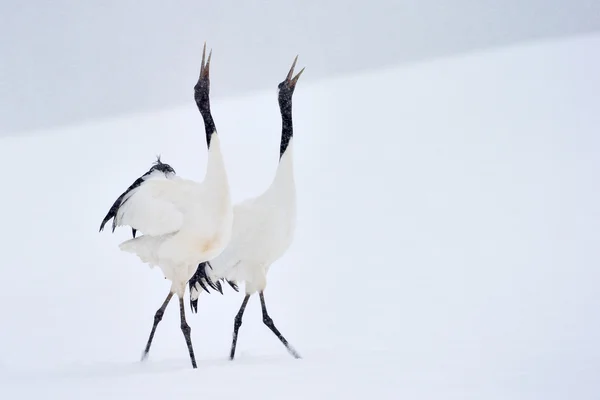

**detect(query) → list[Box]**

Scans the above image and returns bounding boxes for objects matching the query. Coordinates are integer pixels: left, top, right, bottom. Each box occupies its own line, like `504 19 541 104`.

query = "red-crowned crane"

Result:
100 43 232 368
189 56 304 360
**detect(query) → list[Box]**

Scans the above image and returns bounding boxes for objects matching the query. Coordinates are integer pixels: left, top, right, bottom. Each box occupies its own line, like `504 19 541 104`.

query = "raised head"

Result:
194 42 213 112
278 56 304 158
193 42 217 148
278 55 305 108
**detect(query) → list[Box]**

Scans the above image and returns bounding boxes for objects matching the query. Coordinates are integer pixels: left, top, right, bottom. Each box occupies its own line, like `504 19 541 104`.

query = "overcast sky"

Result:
1 0 599 136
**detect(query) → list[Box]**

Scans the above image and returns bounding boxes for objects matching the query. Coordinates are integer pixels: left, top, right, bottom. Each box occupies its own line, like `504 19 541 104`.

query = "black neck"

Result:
279 96 293 159
198 102 216 148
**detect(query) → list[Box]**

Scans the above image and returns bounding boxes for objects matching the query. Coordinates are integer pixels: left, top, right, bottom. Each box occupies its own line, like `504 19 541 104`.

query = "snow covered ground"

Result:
1 33 599 399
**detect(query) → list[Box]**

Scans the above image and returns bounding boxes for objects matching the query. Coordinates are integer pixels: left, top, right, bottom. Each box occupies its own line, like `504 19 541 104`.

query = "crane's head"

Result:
278 55 305 107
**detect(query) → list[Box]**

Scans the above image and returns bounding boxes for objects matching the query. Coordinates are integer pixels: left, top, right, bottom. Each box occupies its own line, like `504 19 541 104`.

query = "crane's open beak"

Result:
199 42 212 79
285 55 305 88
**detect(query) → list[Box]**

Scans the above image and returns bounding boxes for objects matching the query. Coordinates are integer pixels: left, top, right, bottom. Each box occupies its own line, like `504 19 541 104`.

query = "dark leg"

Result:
141 291 173 362
260 291 301 359
230 294 250 360
179 296 197 368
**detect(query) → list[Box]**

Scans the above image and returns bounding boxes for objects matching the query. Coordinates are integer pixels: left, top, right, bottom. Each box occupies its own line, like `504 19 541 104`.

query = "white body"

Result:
118 134 233 296
193 139 296 297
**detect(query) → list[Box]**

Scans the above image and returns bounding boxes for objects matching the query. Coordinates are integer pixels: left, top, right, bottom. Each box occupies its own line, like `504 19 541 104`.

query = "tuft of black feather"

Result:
149 155 175 175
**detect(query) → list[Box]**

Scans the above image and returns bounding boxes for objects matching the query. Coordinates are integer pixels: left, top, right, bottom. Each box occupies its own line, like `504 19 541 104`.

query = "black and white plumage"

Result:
188 261 239 296
99 43 233 369
99 156 175 239
189 56 305 360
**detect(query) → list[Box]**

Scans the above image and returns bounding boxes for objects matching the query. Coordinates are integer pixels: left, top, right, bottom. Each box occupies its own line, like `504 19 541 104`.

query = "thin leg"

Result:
141 291 173 362
260 291 301 359
179 296 197 368
230 294 250 360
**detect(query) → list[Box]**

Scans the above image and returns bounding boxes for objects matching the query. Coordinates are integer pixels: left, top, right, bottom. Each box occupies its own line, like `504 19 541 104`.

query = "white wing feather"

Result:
116 176 199 236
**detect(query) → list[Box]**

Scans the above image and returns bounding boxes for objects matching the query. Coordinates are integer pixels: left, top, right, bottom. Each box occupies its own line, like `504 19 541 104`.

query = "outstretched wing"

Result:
99 159 177 236
99 175 146 234
114 177 192 237
100 170 196 237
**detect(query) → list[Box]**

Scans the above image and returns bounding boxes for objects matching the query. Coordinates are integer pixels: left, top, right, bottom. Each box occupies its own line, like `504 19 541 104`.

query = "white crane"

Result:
99 43 232 369
188 56 304 360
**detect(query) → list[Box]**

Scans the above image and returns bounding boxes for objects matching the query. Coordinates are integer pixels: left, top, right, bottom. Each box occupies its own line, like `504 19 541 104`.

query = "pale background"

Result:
1 2 599 398
1 0 599 136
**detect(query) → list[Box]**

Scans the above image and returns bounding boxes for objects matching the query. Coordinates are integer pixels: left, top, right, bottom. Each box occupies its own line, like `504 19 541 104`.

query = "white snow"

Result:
1 33 599 399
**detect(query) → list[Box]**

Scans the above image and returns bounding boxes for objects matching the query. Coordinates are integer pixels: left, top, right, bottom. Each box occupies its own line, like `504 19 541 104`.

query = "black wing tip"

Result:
99 212 114 233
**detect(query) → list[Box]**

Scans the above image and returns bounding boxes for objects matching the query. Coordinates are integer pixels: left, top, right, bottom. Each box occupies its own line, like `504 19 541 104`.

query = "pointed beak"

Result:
200 42 212 79
285 55 305 88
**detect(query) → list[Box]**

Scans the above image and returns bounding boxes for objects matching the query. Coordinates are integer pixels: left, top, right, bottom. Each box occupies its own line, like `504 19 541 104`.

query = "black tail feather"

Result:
203 263 221 292
189 263 214 292
188 263 240 313
188 262 222 314
190 296 199 313
197 277 210 293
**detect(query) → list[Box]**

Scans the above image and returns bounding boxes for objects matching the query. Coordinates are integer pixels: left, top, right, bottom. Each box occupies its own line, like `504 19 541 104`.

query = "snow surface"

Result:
1 33 599 399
